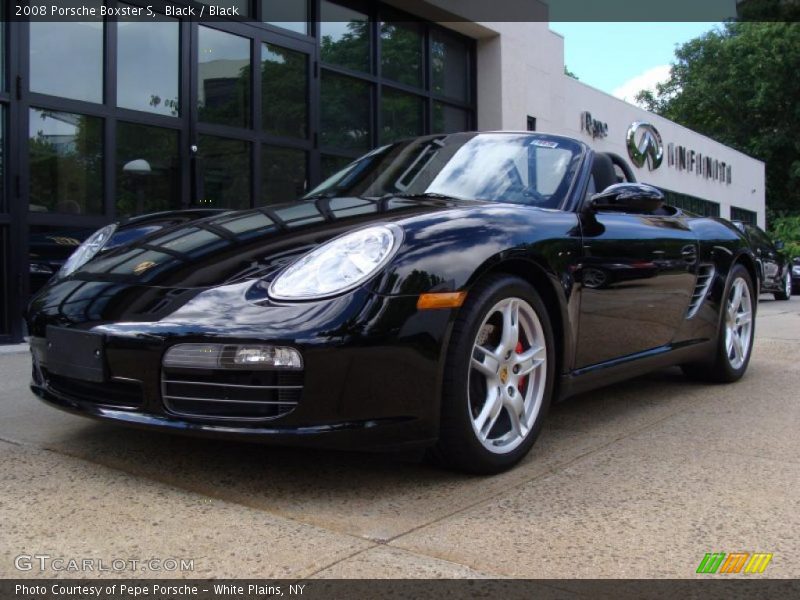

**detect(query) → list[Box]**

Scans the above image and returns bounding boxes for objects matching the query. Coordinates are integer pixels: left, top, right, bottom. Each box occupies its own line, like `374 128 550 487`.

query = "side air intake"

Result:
686 265 715 319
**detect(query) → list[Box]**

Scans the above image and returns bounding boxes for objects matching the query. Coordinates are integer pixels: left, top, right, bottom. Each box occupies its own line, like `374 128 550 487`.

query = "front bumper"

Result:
27 289 454 451
30 380 435 450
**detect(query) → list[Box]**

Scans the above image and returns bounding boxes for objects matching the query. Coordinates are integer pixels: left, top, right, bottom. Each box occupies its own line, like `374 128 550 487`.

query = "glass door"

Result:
190 17 317 209
1 12 21 341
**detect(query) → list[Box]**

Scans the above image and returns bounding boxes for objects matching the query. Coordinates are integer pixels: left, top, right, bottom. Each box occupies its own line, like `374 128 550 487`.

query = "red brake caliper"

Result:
515 341 528 394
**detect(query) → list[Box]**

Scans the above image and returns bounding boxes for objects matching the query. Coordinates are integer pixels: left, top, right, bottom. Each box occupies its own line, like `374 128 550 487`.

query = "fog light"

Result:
163 343 303 370
234 346 302 369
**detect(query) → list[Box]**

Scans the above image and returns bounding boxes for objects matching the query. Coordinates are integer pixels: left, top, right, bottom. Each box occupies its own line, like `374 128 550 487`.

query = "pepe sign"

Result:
580 111 608 139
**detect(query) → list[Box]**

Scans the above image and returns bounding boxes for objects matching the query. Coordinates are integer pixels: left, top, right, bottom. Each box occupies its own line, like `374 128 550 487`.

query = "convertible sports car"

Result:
27 132 758 474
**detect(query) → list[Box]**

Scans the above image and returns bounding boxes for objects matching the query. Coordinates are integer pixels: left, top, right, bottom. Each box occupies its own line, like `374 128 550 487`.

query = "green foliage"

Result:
770 216 800 259
564 65 579 80
320 20 370 72
636 22 800 215
29 111 103 215
262 45 308 139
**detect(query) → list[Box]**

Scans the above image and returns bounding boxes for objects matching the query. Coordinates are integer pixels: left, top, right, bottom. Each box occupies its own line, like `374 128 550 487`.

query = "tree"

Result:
636 22 800 217
564 65 579 80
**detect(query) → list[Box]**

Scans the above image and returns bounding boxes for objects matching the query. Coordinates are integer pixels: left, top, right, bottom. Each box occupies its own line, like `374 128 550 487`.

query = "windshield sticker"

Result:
532 140 559 148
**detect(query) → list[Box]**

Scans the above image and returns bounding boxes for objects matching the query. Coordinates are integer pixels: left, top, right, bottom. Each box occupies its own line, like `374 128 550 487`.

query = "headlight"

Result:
269 224 402 300
793 265 800 275
57 223 117 278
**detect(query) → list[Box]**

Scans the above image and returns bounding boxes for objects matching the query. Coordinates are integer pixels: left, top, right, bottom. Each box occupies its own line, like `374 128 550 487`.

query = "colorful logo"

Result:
696 552 773 574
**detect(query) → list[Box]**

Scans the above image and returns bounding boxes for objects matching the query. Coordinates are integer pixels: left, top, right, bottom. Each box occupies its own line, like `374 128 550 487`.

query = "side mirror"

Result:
588 183 665 214
774 240 785 251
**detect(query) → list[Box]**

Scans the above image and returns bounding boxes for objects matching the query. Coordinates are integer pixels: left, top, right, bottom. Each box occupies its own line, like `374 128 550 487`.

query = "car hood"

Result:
26 196 579 336
55 197 486 288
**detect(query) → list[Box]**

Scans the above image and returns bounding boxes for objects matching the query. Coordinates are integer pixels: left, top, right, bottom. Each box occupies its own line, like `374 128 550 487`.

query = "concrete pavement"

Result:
0 297 798 579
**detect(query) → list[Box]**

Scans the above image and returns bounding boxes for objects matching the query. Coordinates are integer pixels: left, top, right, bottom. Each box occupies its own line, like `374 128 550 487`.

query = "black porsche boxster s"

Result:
27 132 758 474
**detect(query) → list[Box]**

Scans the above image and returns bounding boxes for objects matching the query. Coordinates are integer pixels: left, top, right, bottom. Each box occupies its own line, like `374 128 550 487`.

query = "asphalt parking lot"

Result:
1 297 798 580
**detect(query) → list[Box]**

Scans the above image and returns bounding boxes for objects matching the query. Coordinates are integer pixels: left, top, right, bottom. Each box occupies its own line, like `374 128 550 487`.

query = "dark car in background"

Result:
792 257 800 294
27 132 760 474
732 221 792 300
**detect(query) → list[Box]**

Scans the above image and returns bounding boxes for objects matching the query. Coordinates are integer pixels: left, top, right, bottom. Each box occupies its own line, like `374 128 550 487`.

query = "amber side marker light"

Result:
417 291 467 310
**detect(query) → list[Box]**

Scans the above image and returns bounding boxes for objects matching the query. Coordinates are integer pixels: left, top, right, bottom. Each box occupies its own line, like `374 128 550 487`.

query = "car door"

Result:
574 201 699 369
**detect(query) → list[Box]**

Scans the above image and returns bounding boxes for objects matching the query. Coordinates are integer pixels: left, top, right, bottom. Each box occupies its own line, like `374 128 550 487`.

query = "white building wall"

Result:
455 21 766 226
558 78 766 227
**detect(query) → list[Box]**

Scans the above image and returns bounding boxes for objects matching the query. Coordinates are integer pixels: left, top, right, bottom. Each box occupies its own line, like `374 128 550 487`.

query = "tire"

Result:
774 271 791 301
682 264 755 383
430 274 555 474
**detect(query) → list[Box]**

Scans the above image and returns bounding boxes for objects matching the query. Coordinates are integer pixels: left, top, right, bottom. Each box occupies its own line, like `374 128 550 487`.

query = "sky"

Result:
549 22 721 104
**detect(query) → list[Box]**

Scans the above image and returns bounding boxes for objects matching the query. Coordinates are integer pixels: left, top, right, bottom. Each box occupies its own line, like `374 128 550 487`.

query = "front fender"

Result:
374 204 582 297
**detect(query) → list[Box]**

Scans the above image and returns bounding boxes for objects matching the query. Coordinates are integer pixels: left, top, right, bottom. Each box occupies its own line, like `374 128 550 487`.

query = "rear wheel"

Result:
431 275 555 474
774 271 791 301
682 264 755 383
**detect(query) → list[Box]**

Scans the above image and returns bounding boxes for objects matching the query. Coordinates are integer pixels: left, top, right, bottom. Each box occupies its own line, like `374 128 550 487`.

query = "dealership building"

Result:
0 1 765 342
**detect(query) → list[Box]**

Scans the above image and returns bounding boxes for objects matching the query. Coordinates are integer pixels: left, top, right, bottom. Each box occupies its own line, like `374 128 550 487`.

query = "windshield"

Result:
305 132 584 209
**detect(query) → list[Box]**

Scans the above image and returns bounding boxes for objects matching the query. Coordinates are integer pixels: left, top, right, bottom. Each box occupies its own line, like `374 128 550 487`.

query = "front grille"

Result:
161 367 302 420
43 369 144 409
687 265 715 319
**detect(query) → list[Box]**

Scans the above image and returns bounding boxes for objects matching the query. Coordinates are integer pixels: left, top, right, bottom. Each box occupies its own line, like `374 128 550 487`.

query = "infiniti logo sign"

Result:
626 122 663 171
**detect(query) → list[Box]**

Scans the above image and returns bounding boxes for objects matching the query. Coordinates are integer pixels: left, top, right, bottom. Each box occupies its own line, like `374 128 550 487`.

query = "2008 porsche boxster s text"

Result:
27 132 758 473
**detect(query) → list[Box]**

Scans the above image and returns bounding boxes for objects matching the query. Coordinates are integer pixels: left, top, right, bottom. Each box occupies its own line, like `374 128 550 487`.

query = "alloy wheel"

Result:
724 277 753 370
468 297 547 454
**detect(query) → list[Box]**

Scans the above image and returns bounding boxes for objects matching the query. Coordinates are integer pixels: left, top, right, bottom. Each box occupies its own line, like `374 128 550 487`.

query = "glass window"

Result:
320 71 371 152
433 103 469 134
262 146 307 205
431 30 470 102
198 27 251 128
0 6 5 92
262 44 308 139
117 16 180 116
29 109 103 215
116 122 180 218
0 104 4 212
198 136 251 209
262 0 308 34
731 206 757 226
0 227 7 335
320 1 369 72
30 20 104 103
381 89 424 144
197 0 250 16
381 22 423 88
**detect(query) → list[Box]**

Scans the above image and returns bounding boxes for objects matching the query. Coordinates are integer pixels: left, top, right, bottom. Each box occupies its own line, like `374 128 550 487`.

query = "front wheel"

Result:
431 275 555 474
774 271 791 301
682 264 755 383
